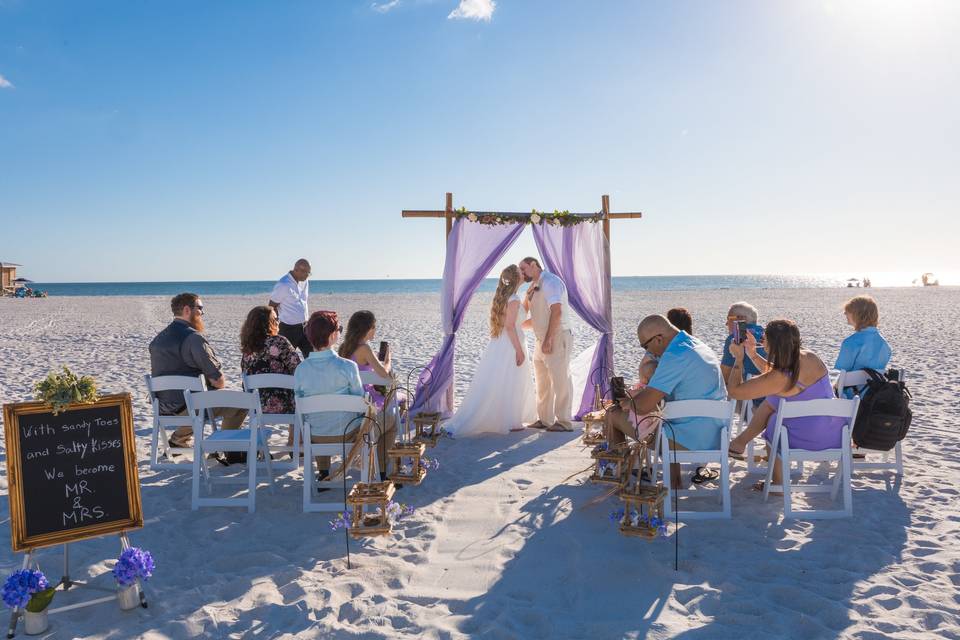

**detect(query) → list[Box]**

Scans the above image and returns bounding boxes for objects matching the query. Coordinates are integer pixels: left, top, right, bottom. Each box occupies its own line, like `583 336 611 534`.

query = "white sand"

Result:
1 287 959 638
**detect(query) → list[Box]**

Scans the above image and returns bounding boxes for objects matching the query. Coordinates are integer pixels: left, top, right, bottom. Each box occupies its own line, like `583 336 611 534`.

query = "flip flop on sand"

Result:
509 426 527 432
527 421 549 429
691 467 719 484
546 422 574 432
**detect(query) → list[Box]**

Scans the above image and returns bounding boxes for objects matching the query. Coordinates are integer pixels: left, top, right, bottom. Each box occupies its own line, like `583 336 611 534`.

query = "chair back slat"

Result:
243 373 295 391
295 394 368 416
359 371 392 387
184 389 261 413
145 374 205 395
662 399 736 422
778 398 859 421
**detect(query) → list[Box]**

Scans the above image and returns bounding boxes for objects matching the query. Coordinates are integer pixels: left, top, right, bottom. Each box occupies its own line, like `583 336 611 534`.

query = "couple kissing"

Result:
446 257 574 437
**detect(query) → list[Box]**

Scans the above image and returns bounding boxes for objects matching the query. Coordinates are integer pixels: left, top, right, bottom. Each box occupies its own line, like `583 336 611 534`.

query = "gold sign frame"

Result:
3 393 143 552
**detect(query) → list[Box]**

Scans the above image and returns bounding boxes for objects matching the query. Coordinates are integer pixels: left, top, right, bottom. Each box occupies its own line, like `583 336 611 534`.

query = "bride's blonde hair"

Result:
490 265 521 338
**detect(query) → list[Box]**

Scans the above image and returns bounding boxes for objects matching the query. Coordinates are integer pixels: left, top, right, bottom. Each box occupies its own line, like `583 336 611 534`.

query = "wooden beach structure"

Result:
1 261 22 296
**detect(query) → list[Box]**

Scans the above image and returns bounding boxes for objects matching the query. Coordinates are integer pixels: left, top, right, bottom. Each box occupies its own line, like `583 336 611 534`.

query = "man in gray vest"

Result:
149 293 246 451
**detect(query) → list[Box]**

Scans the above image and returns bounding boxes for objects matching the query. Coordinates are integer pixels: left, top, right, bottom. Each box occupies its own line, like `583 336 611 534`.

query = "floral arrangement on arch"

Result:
455 207 603 227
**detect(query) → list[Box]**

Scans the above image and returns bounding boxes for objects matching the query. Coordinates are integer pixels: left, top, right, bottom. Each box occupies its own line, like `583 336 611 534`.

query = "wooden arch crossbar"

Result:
401 193 642 238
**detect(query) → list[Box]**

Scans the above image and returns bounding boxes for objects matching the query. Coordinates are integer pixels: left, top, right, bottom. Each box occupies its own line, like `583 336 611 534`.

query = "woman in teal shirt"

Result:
836 296 891 397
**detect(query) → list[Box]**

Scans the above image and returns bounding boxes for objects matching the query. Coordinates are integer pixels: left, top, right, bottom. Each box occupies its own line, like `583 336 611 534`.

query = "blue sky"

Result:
1 0 958 283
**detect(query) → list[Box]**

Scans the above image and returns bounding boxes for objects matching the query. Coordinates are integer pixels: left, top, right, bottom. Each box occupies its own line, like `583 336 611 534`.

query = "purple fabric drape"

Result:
411 218 525 416
532 220 613 419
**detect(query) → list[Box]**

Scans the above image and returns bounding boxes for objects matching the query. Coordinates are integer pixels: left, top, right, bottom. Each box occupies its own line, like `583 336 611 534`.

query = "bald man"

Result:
605 314 726 488
270 259 312 357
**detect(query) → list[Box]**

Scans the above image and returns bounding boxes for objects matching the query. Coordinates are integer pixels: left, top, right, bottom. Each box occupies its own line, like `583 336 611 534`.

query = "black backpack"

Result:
850 369 912 451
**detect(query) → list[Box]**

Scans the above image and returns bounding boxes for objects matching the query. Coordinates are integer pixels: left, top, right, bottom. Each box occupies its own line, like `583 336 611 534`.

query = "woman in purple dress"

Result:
338 311 398 474
726 319 845 492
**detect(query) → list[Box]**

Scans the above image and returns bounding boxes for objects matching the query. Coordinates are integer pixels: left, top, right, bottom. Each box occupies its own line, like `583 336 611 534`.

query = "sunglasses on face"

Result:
193 305 204 315
640 334 661 350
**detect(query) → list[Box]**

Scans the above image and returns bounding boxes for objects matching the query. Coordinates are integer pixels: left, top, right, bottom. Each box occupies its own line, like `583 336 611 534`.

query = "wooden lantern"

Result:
412 411 442 448
617 484 668 539
346 480 396 538
581 409 607 447
387 441 428 485
589 444 630 485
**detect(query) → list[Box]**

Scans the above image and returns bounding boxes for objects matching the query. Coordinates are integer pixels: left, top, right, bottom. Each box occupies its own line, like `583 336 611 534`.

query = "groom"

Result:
519 257 574 432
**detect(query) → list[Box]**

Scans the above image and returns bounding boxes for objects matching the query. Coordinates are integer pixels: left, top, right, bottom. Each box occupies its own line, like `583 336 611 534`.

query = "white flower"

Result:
530 213 541 224
467 213 478 223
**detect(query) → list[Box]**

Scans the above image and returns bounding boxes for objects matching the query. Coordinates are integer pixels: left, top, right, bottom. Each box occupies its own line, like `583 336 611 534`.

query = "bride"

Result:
445 264 537 436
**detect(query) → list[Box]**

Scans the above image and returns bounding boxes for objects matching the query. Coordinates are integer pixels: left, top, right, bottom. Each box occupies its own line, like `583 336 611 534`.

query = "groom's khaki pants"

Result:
534 330 573 427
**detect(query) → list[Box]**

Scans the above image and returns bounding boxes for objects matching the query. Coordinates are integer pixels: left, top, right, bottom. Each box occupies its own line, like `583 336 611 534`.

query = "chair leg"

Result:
291 424 301 469
662 438 674 518
150 421 162 468
191 446 202 511
262 437 275 494
247 444 257 514
895 441 904 476
843 452 853 517
782 452 793 519
302 426 312 512
763 451 775 503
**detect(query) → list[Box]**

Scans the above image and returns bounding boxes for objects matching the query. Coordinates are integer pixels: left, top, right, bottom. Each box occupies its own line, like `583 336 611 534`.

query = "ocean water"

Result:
21 273 943 297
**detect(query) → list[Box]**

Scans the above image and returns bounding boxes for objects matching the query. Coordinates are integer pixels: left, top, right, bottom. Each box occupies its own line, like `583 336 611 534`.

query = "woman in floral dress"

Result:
240 305 303 450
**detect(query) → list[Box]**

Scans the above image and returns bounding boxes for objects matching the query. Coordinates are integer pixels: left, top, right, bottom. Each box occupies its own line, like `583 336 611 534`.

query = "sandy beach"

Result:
1 286 959 639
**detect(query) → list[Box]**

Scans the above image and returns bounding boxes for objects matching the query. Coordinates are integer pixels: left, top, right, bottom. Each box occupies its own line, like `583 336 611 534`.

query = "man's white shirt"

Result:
538 271 571 331
271 272 309 324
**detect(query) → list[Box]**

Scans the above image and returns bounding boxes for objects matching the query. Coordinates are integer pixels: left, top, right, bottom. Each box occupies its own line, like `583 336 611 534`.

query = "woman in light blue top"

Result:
836 296 891 397
294 310 366 480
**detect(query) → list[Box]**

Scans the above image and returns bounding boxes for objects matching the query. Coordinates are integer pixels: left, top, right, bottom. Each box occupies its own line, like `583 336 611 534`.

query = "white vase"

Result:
23 610 49 635
117 584 140 611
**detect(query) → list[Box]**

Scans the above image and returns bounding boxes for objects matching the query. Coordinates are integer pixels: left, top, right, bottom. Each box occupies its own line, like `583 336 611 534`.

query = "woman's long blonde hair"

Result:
490 265 521 337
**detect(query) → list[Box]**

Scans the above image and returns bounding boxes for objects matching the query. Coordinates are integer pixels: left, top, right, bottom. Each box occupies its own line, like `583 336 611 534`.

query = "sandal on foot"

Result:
728 448 746 461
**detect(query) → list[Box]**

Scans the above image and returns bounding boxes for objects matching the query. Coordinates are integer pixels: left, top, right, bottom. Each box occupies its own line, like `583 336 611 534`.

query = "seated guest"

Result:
338 310 393 409
240 305 303 449
149 293 247 451
338 310 399 474
294 311 379 486
721 302 768 383
667 307 693 335
727 319 845 492
836 295 892 397
605 315 726 488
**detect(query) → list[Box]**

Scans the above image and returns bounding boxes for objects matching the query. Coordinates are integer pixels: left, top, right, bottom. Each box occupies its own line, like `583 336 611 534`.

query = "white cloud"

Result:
372 0 401 12
0 74 13 89
448 0 495 22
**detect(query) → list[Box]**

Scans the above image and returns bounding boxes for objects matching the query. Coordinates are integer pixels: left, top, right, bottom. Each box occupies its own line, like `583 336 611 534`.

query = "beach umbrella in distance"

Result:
13 277 33 283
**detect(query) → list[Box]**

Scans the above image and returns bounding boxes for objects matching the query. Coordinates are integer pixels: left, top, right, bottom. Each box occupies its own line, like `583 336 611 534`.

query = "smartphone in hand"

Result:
378 341 389 362
734 321 749 345
610 376 627 401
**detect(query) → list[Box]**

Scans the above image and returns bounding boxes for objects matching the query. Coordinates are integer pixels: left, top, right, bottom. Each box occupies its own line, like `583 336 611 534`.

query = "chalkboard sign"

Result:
3 394 143 552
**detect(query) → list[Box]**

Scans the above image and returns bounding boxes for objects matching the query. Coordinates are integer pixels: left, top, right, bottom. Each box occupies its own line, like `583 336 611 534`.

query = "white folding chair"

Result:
145 374 207 469
184 390 275 513
242 373 300 471
659 399 736 520
764 397 860 519
296 394 379 513
835 369 904 476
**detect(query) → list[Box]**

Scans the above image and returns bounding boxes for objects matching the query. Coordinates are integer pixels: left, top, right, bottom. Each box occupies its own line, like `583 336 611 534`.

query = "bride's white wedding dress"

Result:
445 294 537 436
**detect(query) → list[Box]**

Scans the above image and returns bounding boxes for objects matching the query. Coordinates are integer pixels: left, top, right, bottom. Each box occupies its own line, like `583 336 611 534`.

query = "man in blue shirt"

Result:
720 302 768 383
606 314 727 488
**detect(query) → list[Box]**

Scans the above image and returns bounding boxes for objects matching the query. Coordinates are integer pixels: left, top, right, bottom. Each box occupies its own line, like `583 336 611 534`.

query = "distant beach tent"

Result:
14 277 33 284
1 261 22 295
401 193 641 419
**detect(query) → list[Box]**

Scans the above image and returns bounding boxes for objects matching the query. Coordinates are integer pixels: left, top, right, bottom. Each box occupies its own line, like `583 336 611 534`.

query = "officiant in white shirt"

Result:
269 258 312 357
